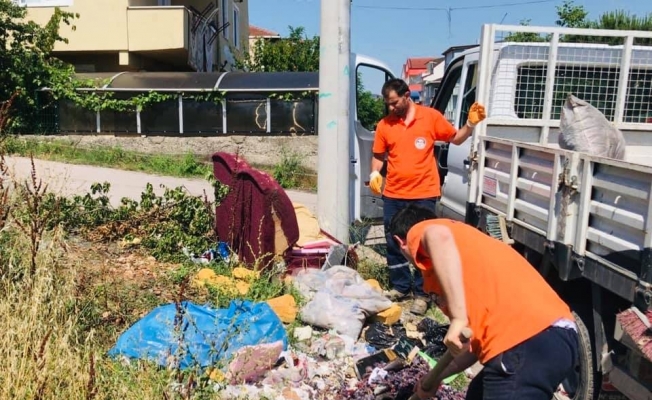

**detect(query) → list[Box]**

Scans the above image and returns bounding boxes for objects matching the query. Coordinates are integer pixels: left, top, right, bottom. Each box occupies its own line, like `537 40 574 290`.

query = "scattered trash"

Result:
184 241 233 264
340 355 467 400
311 334 347 360
107 300 288 370
373 304 403 325
417 318 450 358
193 269 251 296
364 322 408 349
266 294 299 323
293 326 313 342
225 340 284 384
294 266 393 339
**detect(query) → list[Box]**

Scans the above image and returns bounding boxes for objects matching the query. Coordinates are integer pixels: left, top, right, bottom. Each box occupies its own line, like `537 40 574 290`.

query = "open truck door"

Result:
349 54 395 226
432 52 480 221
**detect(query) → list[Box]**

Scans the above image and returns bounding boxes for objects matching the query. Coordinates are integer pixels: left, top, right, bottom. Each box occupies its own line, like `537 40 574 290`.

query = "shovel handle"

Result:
409 327 473 400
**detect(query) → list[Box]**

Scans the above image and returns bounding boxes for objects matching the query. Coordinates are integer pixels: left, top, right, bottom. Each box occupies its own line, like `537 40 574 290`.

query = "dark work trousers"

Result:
382 196 438 297
465 326 579 400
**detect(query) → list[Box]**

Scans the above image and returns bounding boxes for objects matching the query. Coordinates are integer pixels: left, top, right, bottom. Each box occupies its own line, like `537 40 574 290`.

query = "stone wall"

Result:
18 134 319 170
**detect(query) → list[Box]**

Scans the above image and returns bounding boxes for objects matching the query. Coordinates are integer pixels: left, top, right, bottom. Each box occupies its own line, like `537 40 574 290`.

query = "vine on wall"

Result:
48 77 313 113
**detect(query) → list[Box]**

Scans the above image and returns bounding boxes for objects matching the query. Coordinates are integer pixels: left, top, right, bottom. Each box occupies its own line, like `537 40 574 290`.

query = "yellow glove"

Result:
369 171 383 195
467 102 487 127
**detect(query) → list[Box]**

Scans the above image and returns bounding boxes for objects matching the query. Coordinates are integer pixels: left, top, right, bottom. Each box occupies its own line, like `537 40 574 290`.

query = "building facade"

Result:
401 57 435 103
420 57 445 106
17 0 249 72
248 25 280 59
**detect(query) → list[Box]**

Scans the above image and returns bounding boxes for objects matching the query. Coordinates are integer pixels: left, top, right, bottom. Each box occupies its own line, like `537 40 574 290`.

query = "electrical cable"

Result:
352 0 556 11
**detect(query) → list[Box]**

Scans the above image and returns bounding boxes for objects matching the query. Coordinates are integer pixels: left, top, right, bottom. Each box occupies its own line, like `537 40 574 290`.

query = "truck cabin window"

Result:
356 65 388 132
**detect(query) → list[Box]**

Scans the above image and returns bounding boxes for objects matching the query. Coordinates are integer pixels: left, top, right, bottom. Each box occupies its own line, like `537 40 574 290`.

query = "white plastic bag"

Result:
558 94 626 160
300 292 366 340
293 266 393 339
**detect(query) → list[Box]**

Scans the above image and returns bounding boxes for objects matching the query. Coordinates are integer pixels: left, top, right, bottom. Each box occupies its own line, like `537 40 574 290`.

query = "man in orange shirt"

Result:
370 78 486 315
388 204 579 399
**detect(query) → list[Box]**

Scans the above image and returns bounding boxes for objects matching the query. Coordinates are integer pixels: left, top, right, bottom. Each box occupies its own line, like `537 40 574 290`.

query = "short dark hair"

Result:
381 78 410 98
388 204 438 241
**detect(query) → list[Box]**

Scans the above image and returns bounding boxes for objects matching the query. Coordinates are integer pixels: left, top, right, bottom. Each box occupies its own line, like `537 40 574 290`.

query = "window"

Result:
13 0 73 6
515 65 652 123
435 65 462 126
233 5 240 49
221 0 229 38
356 64 391 131
432 61 477 129
459 64 478 127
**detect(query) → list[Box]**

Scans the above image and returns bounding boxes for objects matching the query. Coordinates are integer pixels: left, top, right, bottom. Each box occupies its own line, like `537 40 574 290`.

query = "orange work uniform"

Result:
372 104 456 199
406 218 574 363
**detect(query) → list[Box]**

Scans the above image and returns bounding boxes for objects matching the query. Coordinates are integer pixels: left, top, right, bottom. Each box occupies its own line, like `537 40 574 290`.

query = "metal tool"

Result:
408 327 474 400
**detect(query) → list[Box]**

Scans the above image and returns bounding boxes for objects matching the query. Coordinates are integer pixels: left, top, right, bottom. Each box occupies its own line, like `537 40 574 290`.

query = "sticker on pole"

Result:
483 176 497 197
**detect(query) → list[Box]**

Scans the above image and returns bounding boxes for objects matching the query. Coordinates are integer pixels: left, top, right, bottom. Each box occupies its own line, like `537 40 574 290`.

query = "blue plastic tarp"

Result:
107 300 288 370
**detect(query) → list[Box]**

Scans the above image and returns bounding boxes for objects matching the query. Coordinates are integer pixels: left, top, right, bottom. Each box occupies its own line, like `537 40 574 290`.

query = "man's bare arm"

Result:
449 123 474 146
371 153 385 173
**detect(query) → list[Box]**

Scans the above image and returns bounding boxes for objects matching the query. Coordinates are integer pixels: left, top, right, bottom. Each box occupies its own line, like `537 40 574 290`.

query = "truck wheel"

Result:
555 309 598 400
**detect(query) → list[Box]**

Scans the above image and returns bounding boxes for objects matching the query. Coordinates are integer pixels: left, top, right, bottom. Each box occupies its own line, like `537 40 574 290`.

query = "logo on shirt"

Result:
414 137 427 150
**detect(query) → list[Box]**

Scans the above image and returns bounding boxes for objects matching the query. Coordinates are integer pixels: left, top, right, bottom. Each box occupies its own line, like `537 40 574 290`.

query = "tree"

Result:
236 26 319 72
0 0 78 132
555 0 588 28
504 0 652 44
236 25 386 131
356 71 385 131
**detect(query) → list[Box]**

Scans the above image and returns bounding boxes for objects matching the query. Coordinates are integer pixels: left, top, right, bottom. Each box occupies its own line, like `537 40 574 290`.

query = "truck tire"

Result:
556 309 598 400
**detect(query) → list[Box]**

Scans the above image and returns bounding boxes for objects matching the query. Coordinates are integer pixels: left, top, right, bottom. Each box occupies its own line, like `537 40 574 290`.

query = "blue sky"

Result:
248 0 648 93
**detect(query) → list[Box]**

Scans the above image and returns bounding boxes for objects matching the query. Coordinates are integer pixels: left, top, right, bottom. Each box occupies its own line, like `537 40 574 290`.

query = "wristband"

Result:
467 120 477 128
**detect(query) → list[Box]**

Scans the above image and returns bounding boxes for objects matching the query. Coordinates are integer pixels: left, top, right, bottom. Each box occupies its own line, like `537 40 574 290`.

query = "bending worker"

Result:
388 204 579 400
369 78 486 315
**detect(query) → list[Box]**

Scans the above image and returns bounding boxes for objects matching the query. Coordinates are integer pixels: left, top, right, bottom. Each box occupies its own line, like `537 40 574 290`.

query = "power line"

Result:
353 0 556 12
352 0 557 38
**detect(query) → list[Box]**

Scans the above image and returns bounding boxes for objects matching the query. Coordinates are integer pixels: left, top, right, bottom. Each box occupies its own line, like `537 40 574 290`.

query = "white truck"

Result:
426 24 652 400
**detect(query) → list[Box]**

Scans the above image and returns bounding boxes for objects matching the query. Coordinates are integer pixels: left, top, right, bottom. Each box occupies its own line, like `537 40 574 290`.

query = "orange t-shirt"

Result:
372 105 456 199
406 219 574 363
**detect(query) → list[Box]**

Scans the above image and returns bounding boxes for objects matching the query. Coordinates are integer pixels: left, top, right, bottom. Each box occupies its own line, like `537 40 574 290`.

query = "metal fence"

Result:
36 90 318 136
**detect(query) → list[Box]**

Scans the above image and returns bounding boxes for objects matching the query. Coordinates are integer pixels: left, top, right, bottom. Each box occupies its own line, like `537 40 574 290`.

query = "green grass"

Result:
2 136 318 191
4 136 212 178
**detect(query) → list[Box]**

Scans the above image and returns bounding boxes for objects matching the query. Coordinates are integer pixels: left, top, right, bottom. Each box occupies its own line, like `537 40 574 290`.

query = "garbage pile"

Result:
106 263 470 399
339 356 466 400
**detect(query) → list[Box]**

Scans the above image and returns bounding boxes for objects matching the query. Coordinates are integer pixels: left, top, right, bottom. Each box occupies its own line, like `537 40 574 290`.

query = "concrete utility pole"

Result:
317 0 352 244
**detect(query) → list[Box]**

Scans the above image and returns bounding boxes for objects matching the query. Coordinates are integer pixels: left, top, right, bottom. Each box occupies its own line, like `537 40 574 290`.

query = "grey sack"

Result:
558 94 626 160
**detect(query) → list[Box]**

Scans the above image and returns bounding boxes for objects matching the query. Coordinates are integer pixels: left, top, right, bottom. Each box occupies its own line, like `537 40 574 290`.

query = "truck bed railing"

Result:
477 136 652 294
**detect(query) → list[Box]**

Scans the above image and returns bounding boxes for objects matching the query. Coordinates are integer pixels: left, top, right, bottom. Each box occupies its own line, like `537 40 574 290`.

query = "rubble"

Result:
267 294 299 323
192 268 250 295
373 304 403 325
175 256 466 399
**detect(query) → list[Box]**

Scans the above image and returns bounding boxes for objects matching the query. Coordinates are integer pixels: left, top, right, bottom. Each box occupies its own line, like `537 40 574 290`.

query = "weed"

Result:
3 136 319 191
11 156 56 276
3 136 213 179
271 148 316 190
356 258 389 289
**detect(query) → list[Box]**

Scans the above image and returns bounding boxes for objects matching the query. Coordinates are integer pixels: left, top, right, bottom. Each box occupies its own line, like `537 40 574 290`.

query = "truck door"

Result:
433 55 479 221
350 57 394 224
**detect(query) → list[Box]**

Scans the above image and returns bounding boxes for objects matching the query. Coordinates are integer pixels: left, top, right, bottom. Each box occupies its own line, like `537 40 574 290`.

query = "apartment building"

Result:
17 0 249 72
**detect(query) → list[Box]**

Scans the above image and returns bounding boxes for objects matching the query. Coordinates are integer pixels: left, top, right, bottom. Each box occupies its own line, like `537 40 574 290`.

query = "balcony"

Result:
127 5 219 71
127 6 189 52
